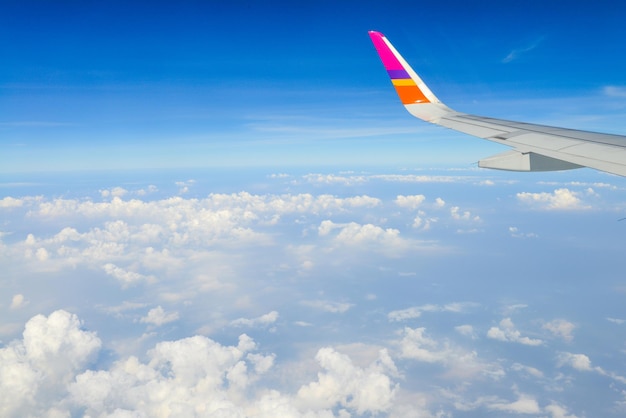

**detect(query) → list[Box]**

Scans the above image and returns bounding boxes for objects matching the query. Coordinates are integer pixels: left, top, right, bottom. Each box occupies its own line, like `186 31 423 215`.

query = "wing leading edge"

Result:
368 30 626 177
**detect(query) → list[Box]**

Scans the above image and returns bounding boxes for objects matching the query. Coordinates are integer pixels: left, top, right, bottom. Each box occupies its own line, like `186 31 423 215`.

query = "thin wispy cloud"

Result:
502 36 545 63
603 85 626 98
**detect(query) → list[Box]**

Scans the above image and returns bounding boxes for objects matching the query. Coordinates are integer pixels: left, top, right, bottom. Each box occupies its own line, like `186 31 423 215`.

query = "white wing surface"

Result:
369 31 626 177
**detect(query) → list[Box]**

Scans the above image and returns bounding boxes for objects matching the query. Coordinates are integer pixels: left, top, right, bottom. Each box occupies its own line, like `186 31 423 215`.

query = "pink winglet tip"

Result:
368 31 403 71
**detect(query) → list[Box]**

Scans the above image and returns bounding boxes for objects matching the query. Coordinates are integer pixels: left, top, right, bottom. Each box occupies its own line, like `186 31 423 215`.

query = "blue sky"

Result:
2 1 626 417
3 0 626 172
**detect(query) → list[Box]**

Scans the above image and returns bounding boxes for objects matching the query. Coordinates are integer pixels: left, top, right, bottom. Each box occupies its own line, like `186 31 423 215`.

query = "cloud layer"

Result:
1 169 624 416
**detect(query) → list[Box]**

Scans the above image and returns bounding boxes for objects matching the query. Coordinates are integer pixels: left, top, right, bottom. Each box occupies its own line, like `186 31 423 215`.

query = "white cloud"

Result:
304 173 367 185
0 310 406 417
412 212 435 230
557 352 593 371
455 325 476 338
0 196 24 208
487 393 541 414
545 402 580 418
397 327 449 364
557 352 626 384
139 306 180 326
303 173 466 186
502 36 544 63
175 179 196 194
388 306 424 321
4 191 397 300
511 363 544 379
35 247 49 261
100 187 128 198
388 303 477 322
371 174 462 183
395 194 426 209
0 310 101 417
321 221 401 245
231 311 279 327
516 188 590 210
302 300 354 313
296 347 398 415
487 318 543 346
27 192 381 224
543 319 576 342
397 327 503 380
509 226 538 239
450 206 480 222
451 390 577 417
502 304 528 315
3 172 621 417
69 333 271 417
317 220 418 255
10 294 27 310
103 263 155 287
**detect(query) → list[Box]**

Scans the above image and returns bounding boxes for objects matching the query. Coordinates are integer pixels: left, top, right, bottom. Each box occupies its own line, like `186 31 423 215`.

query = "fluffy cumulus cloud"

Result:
558 352 594 372
450 206 480 222
296 347 398 415
487 318 543 346
1 310 402 417
140 306 180 326
317 220 414 255
556 352 626 384
0 191 406 304
0 310 101 417
543 319 576 342
516 188 592 210
394 194 426 209
70 333 276 417
0 196 25 208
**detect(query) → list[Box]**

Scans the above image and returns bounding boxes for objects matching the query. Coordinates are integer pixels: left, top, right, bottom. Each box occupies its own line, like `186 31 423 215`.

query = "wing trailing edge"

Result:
368 30 626 176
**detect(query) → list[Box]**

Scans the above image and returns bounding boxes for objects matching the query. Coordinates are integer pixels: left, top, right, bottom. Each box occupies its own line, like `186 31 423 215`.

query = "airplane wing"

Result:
369 30 626 177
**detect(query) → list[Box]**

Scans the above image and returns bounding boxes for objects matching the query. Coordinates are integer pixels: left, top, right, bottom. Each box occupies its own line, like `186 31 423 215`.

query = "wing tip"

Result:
368 30 437 105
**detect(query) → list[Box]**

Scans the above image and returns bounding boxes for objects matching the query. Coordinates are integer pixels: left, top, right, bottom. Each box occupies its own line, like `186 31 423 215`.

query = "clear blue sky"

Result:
2 0 626 171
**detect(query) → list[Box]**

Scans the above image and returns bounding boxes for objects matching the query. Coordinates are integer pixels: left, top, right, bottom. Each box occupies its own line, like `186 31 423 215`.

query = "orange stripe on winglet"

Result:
394 85 430 104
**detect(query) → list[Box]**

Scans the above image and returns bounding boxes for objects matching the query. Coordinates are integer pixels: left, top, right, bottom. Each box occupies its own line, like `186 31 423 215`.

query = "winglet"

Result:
368 31 441 105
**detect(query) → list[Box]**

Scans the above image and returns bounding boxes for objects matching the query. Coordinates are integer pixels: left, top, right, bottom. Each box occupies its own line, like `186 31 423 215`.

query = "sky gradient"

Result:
3 0 626 171
2 1 626 417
